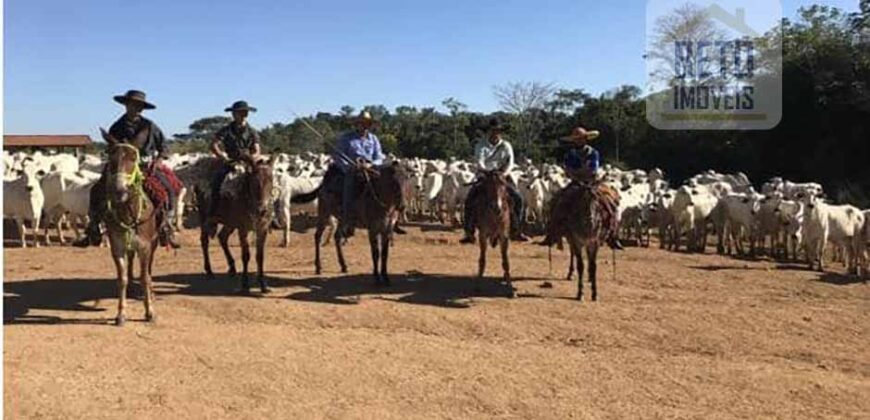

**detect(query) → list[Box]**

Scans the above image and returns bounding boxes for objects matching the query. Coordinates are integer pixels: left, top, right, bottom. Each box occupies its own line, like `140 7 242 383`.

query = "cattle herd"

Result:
4 149 869 279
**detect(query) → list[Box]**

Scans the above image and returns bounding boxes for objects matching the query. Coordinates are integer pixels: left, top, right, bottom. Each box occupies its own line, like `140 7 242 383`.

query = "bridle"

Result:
104 143 155 250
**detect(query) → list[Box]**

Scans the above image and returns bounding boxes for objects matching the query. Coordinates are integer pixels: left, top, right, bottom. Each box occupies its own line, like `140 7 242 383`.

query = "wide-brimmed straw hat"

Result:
113 90 156 110
225 100 257 113
560 126 600 143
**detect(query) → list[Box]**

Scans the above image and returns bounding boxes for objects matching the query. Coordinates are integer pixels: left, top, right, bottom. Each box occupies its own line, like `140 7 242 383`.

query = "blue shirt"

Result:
335 131 385 171
564 145 600 172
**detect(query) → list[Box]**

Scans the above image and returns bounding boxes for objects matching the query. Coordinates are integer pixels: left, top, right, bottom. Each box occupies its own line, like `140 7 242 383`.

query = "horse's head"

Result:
375 162 407 209
102 128 146 203
479 169 509 214
241 154 275 220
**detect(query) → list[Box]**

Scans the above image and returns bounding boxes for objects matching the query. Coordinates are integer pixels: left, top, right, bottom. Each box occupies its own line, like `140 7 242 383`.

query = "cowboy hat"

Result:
225 100 257 113
113 90 156 110
354 111 379 127
560 126 600 143
486 118 506 132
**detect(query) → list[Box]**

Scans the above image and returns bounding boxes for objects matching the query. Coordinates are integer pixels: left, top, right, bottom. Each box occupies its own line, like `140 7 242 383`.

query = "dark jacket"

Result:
109 115 167 159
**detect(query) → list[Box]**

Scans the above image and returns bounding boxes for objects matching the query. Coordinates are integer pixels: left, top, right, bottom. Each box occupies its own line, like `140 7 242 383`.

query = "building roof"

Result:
3 135 93 148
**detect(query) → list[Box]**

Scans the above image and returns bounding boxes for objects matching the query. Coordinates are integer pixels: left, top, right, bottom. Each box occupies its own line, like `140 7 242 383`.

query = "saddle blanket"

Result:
143 163 184 209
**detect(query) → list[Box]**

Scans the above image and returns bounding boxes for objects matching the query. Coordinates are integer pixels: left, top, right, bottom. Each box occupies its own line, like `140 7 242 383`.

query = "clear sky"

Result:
4 0 859 138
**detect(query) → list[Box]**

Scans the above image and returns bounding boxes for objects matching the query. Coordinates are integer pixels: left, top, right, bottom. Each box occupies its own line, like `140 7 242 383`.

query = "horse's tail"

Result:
291 185 321 204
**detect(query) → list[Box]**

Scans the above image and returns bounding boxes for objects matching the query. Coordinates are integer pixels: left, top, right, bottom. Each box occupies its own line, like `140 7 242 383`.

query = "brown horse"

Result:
101 128 159 326
197 155 275 294
470 170 514 297
292 162 406 286
547 183 604 301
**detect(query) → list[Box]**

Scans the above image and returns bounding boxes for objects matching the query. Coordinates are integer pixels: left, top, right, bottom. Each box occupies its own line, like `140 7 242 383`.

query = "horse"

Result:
101 128 160 326
197 154 275 294
547 183 605 301
469 169 514 297
292 162 406 286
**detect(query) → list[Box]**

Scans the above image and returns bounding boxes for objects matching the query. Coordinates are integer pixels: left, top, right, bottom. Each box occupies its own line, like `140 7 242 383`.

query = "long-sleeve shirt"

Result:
109 115 167 159
474 137 514 175
564 144 600 178
335 131 384 171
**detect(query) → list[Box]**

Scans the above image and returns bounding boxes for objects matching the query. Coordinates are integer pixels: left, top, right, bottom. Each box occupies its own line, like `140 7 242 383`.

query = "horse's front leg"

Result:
314 221 325 275
368 230 381 285
200 227 214 280
334 224 348 274
500 237 514 298
256 227 269 293
218 226 236 276
239 229 251 294
573 243 585 301
380 232 391 286
140 244 156 322
110 240 128 326
587 245 599 301
476 235 487 293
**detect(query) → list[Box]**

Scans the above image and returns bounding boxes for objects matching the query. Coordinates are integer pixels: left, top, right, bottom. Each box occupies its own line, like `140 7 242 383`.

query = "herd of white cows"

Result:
4 149 869 277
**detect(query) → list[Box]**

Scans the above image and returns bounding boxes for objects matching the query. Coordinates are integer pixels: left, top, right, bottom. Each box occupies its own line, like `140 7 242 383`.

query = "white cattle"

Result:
712 192 764 256
40 171 96 245
824 203 865 274
4 167 46 247
273 172 321 247
670 186 719 252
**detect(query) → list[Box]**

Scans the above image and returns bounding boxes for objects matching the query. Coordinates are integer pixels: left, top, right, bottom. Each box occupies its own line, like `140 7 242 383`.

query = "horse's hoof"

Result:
575 294 583 301
228 267 237 277
341 267 348 274
315 269 322 275
115 315 126 326
508 290 517 299
260 287 271 294
382 277 391 287
145 313 157 323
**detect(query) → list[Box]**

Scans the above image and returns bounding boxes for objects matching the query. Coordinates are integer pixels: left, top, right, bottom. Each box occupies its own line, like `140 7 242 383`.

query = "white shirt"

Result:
474 137 514 175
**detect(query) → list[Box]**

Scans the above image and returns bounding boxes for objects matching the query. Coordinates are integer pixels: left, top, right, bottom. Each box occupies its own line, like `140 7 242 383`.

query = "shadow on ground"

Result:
283 272 523 308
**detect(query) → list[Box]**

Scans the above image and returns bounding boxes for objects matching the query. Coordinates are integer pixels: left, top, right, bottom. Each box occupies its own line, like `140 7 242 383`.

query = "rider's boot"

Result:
72 221 102 248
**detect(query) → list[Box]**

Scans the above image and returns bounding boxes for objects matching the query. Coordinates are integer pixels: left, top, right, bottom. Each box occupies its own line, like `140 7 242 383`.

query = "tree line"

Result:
170 3 870 207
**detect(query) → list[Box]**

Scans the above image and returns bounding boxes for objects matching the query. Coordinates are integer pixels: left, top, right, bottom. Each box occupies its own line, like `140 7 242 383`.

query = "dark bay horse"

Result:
292 162 406 286
197 155 275 294
470 170 514 297
547 183 604 301
101 128 159 326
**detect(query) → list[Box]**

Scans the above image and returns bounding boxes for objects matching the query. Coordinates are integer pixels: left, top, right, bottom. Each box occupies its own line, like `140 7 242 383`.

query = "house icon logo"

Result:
704 5 760 37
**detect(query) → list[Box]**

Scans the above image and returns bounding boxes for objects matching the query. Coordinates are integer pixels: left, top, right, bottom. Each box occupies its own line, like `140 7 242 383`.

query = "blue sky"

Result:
4 0 859 138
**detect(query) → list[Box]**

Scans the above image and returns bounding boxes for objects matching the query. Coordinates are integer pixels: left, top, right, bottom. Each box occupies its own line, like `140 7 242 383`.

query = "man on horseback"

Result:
205 100 261 233
459 118 530 244
540 126 623 250
334 111 385 239
74 90 181 249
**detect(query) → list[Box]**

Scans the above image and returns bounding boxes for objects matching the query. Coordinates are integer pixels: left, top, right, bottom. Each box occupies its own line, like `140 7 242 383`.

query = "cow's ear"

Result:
100 127 118 145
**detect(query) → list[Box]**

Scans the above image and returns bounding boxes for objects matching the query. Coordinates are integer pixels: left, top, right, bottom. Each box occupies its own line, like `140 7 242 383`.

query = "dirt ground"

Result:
4 225 869 419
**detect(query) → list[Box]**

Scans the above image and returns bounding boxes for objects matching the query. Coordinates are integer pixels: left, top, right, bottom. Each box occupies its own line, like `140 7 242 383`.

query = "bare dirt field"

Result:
4 225 869 419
